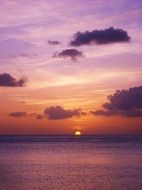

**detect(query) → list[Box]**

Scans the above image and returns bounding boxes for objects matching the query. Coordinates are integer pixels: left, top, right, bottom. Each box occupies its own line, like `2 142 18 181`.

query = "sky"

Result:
0 0 142 135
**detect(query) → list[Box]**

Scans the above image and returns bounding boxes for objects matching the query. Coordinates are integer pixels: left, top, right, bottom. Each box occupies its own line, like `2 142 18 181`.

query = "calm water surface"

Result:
0 135 142 190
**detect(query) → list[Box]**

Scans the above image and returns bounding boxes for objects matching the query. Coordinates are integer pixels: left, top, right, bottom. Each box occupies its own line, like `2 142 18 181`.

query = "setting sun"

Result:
75 131 81 136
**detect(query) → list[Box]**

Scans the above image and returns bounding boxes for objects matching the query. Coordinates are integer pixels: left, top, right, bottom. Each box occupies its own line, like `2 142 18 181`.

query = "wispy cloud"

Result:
9 53 37 59
48 40 61 45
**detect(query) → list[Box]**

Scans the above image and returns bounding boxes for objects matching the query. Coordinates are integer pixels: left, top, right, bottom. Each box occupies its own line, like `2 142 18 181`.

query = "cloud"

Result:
0 73 27 87
9 112 44 120
9 106 85 120
31 113 44 120
44 106 83 120
48 40 61 45
91 110 117 116
9 53 37 59
9 112 27 117
91 86 142 117
53 49 83 61
70 27 130 46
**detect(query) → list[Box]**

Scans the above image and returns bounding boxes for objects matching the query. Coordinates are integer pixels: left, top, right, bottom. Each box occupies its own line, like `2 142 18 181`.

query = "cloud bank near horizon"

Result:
91 86 142 117
44 106 84 120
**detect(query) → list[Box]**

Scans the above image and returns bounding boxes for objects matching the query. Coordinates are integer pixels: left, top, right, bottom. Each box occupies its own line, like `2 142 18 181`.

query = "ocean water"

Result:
0 135 142 190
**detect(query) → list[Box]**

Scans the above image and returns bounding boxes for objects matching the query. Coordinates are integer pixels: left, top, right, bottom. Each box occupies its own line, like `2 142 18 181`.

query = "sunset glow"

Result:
0 0 142 135
75 131 81 136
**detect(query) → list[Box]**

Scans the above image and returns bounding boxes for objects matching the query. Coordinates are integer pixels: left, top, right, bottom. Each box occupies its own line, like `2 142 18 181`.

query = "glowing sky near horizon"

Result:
0 0 142 134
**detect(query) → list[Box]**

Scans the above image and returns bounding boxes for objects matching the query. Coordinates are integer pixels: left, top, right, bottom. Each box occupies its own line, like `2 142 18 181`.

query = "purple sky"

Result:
0 0 142 134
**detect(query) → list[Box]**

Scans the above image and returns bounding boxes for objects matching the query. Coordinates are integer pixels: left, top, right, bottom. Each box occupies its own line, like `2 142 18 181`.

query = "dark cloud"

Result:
91 86 142 117
0 73 27 87
9 112 27 117
9 112 44 120
9 106 86 120
53 49 83 61
31 113 44 120
70 27 130 46
91 110 117 116
48 40 61 45
35 114 44 120
44 106 83 120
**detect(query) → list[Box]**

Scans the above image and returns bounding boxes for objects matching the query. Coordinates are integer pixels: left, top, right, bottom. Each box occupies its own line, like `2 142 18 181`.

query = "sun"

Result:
75 130 81 136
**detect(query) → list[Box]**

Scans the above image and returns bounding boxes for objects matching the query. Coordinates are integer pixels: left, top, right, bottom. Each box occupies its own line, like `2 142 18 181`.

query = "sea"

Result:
0 135 142 190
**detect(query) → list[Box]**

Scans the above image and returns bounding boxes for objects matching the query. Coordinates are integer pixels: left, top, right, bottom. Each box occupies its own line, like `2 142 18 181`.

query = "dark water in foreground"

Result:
0 135 142 190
